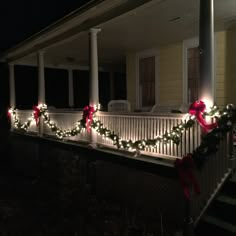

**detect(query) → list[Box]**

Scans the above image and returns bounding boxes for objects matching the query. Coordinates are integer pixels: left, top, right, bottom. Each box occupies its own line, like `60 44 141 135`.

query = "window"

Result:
139 56 155 107
45 68 68 108
73 70 89 108
187 47 200 103
99 71 111 111
15 65 38 109
183 38 199 104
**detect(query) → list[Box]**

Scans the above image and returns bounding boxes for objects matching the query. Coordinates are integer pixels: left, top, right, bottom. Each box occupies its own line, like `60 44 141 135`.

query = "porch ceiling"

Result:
19 0 236 68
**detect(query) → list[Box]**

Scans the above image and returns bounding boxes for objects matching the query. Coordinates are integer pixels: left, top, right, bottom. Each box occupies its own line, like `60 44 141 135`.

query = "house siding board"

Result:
126 42 183 108
126 31 236 109
215 31 226 107
159 42 183 105
226 25 236 105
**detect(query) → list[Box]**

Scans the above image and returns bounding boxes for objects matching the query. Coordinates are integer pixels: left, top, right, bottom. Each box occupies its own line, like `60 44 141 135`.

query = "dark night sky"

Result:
0 0 91 54
0 0 91 109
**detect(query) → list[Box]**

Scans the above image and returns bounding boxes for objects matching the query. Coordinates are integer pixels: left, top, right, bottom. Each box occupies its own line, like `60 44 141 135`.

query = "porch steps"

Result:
195 177 236 235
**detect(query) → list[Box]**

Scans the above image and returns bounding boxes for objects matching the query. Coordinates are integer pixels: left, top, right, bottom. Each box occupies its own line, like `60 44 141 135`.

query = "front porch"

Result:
2 0 236 234
8 102 236 229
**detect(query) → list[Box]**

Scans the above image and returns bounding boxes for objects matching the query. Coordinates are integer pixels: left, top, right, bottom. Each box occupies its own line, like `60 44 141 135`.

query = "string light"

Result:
8 103 236 154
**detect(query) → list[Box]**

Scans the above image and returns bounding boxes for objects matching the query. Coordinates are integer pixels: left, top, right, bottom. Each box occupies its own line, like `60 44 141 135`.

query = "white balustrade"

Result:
192 132 232 223
16 110 39 133
43 110 90 143
13 110 202 159
12 109 233 224
96 112 201 159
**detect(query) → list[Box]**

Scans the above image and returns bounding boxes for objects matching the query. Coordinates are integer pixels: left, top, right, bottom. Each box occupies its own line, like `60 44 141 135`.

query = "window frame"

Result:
183 37 199 105
136 49 159 111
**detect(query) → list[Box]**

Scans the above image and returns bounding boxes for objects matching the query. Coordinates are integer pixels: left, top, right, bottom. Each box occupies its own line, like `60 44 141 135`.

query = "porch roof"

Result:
1 0 236 68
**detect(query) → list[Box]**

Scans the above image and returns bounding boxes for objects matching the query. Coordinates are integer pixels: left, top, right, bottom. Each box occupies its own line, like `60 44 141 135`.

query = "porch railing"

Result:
16 110 39 133
13 109 234 226
192 132 233 224
16 110 201 159
96 112 201 159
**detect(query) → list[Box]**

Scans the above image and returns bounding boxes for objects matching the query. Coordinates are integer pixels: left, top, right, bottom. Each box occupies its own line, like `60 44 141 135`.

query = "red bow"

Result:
7 108 12 119
189 100 217 133
33 106 41 126
83 106 95 132
175 154 200 200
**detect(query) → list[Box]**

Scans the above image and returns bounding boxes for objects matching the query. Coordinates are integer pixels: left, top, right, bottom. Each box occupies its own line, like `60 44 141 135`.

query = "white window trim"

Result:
135 48 159 110
183 36 217 104
183 37 199 104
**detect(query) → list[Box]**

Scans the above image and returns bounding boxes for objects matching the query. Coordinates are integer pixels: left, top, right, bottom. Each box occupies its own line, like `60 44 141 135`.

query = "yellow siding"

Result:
159 43 183 105
126 43 183 109
215 29 236 107
126 30 236 109
226 25 236 106
215 31 227 107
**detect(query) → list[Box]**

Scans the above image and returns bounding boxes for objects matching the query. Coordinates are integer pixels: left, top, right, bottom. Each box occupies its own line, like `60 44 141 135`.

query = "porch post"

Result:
37 51 45 136
199 0 214 106
89 28 101 147
9 63 16 108
68 69 74 108
9 63 16 131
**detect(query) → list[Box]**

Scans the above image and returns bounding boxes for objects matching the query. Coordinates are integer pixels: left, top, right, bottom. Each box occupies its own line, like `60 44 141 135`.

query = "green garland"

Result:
192 104 236 168
9 104 84 139
8 104 197 149
8 103 236 168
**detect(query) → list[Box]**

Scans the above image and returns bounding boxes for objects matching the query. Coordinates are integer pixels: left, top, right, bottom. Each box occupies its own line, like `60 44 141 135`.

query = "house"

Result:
0 0 236 234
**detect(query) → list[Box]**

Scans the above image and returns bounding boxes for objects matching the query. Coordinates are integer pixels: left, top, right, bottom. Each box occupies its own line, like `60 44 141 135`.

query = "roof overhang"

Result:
2 0 236 68
0 0 153 63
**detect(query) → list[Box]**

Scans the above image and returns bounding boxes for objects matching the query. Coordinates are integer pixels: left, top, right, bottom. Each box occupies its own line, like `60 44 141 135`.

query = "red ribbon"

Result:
7 108 12 119
83 105 95 132
175 154 200 200
33 105 40 126
189 100 217 133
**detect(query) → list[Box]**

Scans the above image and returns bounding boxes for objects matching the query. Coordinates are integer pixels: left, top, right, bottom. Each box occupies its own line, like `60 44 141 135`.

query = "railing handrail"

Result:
98 111 187 119
16 109 188 118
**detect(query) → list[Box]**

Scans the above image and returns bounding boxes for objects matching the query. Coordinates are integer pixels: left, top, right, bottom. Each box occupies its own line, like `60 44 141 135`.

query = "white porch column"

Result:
38 51 45 104
9 63 16 131
37 51 45 136
68 69 74 108
199 0 214 106
9 63 16 108
89 28 101 147
89 28 101 106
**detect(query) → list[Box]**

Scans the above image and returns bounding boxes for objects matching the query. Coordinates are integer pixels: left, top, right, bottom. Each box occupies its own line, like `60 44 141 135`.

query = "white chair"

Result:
108 100 131 112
